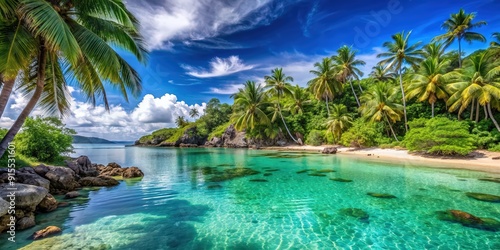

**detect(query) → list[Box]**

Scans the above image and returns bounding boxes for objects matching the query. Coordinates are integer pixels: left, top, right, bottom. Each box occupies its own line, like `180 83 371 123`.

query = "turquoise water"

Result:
2 146 500 249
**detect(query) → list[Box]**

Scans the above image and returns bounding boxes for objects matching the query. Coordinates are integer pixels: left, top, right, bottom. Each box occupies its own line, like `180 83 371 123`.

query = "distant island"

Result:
72 135 131 144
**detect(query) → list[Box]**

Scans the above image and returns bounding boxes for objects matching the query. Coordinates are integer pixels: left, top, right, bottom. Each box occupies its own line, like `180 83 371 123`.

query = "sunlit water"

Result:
2 145 499 249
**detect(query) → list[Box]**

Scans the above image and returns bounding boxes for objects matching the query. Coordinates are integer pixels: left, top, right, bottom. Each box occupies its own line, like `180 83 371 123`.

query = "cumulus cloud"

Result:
209 84 245 95
126 0 297 50
1 91 206 141
183 56 255 78
357 47 385 76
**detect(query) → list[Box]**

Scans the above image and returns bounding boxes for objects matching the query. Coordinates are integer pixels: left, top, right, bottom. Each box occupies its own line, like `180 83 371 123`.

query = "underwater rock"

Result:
64 191 80 199
367 192 397 199
37 194 58 213
263 173 272 176
308 173 327 177
339 208 369 221
265 169 279 172
465 192 500 203
329 178 353 182
437 210 500 232
79 176 119 187
478 178 500 184
207 184 223 189
207 168 261 182
31 226 62 240
17 215 36 230
296 170 309 174
249 179 269 182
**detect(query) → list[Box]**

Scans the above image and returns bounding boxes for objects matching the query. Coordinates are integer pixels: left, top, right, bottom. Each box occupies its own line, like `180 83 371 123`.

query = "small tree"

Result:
16 117 75 162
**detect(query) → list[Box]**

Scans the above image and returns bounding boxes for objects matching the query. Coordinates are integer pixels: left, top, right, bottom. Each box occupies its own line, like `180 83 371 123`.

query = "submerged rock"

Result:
465 192 500 203
265 169 279 172
437 209 500 232
249 179 269 182
263 173 272 176
329 178 353 183
17 215 36 230
79 176 119 187
207 184 223 189
31 226 62 240
296 170 309 174
207 168 261 182
367 192 397 199
478 178 500 184
64 191 80 199
339 208 369 221
37 194 58 213
308 173 327 177
316 169 336 173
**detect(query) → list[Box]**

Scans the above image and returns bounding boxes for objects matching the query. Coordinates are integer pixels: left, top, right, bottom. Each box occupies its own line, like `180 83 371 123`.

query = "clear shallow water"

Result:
2 146 500 249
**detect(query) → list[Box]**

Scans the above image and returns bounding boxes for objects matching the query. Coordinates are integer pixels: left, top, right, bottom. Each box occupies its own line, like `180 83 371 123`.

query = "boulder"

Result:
33 164 50 176
222 125 248 148
31 226 62 240
17 215 35 230
42 166 80 194
0 183 48 209
79 176 119 186
437 209 500 232
122 167 144 179
66 156 98 177
205 137 222 147
0 215 10 232
37 194 58 213
15 167 51 190
65 191 80 199
466 192 500 203
0 198 8 217
321 147 338 154
107 162 122 169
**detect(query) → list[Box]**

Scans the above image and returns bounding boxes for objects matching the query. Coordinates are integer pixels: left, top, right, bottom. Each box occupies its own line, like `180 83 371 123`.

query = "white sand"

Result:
261 145 500 174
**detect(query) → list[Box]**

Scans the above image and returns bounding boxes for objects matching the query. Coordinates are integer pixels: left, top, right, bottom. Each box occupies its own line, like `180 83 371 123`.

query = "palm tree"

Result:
406 58 450 117
446 52 500 131
360 82 403 141
325 104 353 143
422 42 446 60
332 45 365 106
0 0 146 157
175 116 188 128
433 9 487 68
264 68 298 143
369 65 396 82
491 32 500 47
378 31 423 132
189 108 199 118
287 85 311 115
308 57 341 115
231 81 270 131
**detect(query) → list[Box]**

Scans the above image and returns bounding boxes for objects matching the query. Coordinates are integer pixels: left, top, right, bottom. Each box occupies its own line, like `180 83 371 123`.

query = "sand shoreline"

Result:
261 145 500 174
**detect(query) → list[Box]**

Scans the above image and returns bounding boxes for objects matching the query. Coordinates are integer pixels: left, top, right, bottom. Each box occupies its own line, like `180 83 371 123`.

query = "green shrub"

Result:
15 117 75 162
208 122 230 140
340 120 381 147
403 117 476 156
489 144 500 152
305 130 325 146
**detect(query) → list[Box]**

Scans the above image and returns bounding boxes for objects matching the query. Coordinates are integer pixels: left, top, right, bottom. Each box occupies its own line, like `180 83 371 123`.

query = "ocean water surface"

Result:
2 145 500 249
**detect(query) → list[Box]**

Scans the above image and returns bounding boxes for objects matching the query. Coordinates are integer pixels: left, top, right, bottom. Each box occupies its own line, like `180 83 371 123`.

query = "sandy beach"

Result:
262 145 500 174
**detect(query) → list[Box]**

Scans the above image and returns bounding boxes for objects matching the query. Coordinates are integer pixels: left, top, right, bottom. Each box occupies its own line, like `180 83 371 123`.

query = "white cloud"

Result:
183 56 255 78
127 0 290 50
1 91 206 141
209 84 244 95
357 47 384 77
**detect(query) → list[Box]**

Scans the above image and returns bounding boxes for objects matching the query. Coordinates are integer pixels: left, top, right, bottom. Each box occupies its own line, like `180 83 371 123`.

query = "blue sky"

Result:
4 0 499 140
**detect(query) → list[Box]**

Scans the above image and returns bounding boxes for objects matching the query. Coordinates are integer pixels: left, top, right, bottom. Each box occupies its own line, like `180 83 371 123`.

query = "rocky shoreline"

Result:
0 156 144 240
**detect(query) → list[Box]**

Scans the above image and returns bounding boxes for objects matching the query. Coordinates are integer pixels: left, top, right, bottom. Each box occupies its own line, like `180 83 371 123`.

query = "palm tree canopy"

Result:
360 82 403 123
422 42 447 60
231 81 270 130
377 31 423 72
325 104 353 141
433 8 487 45
406 57 451 105
369 65 396 82
491 32 500 47
287 85 311 115
264 68 294 98
308 57 341 101
332 45 365 82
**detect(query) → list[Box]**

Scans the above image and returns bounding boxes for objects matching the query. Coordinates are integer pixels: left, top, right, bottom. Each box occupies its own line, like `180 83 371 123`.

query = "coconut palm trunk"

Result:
349 80 360 107
487 103 500 132
475 102 480 122
277 97 298 144
431 102 435 118
357 80 363 92
325 95 330 116
0 76 15 117
470 98 475 120
0 46 46 157
398 68 408 132
384 115 399 141
484 106 488 120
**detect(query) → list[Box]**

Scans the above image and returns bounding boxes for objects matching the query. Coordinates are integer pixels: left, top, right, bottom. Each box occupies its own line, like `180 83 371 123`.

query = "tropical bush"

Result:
16 117 75 162
403 117 476 156
341 120 383 147
305 130 325 146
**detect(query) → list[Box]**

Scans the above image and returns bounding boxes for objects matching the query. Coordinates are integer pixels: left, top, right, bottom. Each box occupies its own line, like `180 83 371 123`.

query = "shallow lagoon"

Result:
3 146 500 249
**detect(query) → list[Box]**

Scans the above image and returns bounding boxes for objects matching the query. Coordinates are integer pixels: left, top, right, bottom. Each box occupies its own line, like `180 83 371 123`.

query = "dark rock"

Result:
42 166 80 194
321 147 338 154
79 176 120 186
296 169 309 174
31 226 62 240
492 156 500 160
316 169 335 173
308 173 327 177
265 169 279 172
37 194 58 213
329 178 353 182
33 164 50 177
107 162 122 169
0 183 48 210
222 124 248 148
179 143 198 148
466 192 500 203
15 167 51 190
263 173 272 176
367 192 397 199
0 198 8 217
66 156 98 177
249 179 269 182
339 208 369 221
437 209 500 232
207 184 222 189
122 167 144 179
205 137 223 147
207 168 260 182
478 178 500 184
17 215 35 230
57 202 70 208
0 215 10 232
65 191 80 199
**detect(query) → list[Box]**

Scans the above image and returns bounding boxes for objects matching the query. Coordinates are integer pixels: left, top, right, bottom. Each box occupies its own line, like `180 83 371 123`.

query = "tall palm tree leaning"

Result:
325 104 353 143
406 57 451 117
446 52 500 131
491 32 500 47
308 57 341 116
360 82 403 141
231 81 270 131
332 45 365 107
377 31 423 132
264 68 299 143
433 8 487 68
0 0 147 157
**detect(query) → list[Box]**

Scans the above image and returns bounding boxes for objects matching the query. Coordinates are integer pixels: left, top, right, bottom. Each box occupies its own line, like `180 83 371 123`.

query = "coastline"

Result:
261 145 500 174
